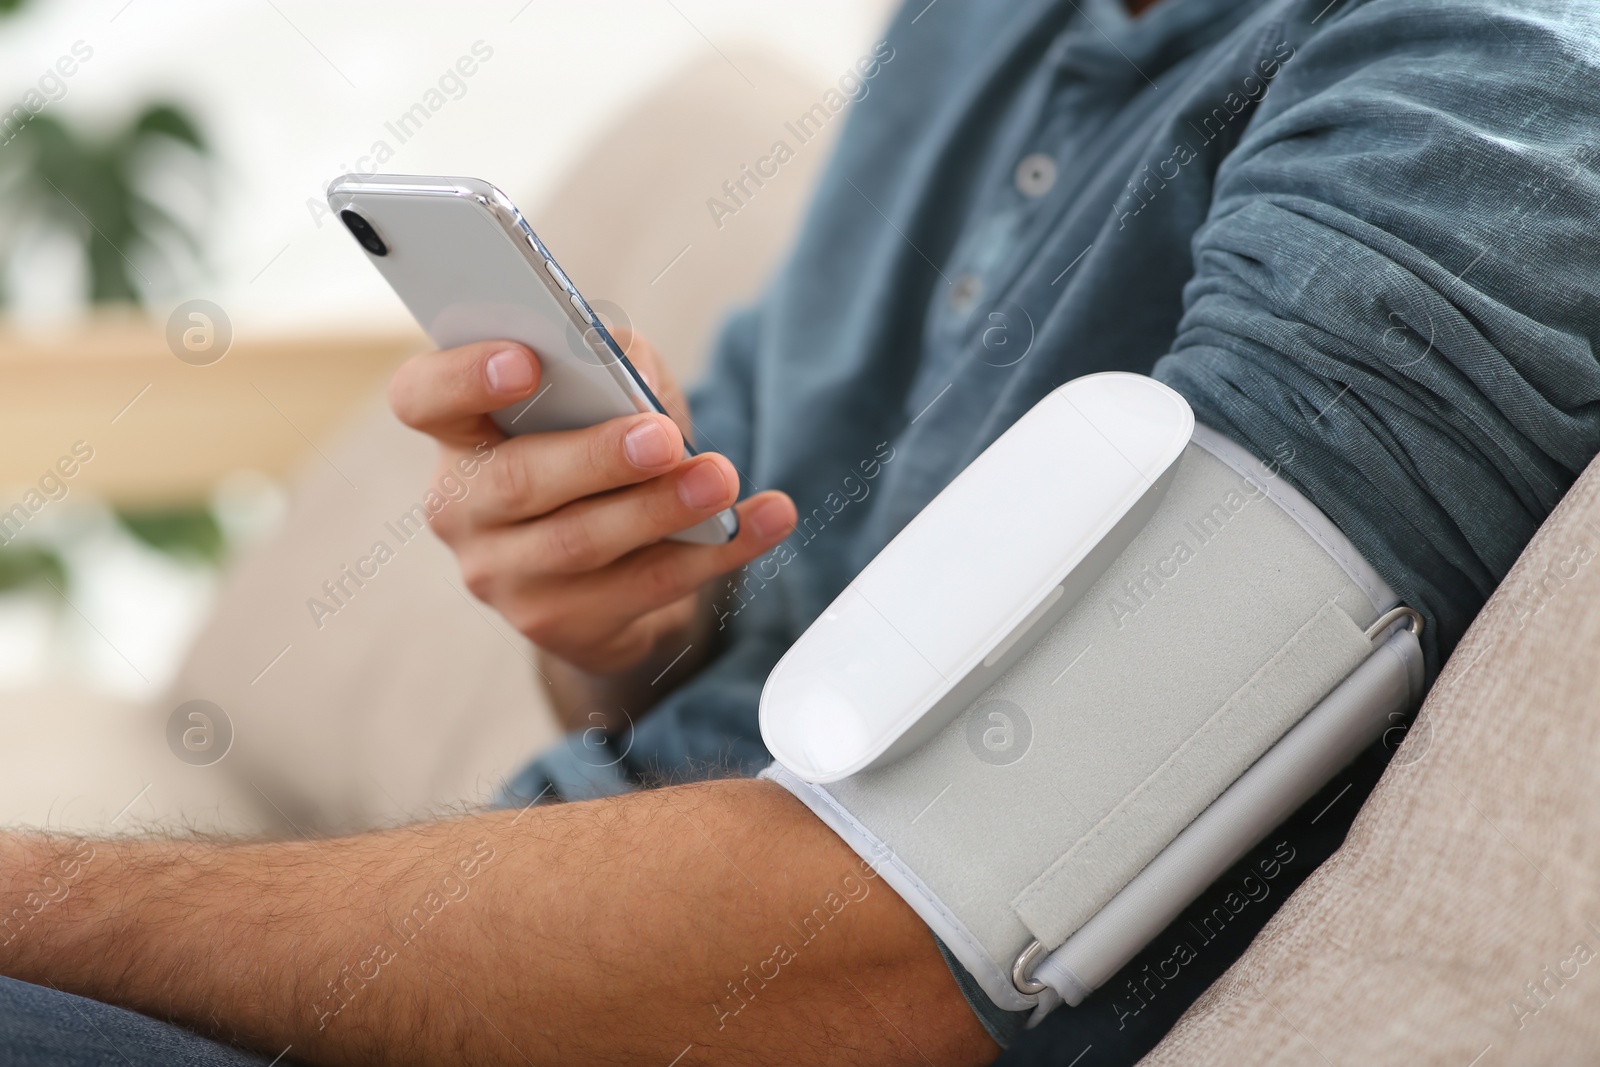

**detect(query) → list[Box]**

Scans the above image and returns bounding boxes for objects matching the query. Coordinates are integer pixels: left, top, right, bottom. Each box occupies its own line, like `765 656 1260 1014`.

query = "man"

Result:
4 0 1599 1063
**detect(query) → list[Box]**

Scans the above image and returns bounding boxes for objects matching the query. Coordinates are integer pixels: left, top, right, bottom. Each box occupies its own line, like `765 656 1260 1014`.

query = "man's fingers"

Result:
469 490 795 651
578 491 798 617
389 341 541 447
537 453 744 571
463 412 687 526
469 451 743 573
543 491 796 650
612 330 693 442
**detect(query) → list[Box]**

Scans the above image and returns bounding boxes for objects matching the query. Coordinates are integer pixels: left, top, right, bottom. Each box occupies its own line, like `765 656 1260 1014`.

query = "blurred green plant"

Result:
0 544 66 594
0 508 225 604
116 506 226 563
0 104 209 305
0 0 225 581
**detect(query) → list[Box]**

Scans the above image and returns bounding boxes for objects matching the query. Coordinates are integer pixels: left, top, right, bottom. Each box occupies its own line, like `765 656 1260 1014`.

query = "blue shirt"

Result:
515 0 1600 797
504 0 1600 1053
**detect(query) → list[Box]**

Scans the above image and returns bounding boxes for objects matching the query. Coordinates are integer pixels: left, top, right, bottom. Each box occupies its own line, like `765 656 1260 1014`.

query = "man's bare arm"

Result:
0 779 995 1066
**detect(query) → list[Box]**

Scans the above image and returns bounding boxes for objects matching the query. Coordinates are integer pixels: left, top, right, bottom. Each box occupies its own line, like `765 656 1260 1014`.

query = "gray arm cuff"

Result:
763 429 1424 1021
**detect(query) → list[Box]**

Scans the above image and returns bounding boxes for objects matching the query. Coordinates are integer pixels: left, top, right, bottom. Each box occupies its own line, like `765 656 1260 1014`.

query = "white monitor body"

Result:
760 373 1194 784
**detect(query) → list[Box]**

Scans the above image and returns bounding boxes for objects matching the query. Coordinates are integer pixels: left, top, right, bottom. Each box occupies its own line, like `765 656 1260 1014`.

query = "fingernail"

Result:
485 348 534 394
624 419 674 469
748 496 793 539
677 460 730 510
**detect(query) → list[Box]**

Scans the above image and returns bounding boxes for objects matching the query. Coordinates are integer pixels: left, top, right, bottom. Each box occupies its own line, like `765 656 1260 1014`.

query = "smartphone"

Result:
327 173 738 545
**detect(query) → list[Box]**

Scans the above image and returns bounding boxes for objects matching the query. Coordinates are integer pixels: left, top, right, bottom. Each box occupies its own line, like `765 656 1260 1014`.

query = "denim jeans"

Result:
0 977 281 1067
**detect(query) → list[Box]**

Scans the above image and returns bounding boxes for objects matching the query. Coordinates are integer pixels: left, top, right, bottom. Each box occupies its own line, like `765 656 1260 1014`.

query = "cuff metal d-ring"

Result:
1364 604 1424 642
1011 939 1050 996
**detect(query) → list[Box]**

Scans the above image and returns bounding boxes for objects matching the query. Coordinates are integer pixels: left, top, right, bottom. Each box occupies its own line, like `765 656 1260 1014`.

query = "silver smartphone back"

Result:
327 173 737 545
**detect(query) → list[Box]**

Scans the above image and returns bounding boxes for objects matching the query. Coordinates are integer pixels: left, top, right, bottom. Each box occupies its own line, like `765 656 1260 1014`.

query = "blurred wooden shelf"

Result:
0 312 428 505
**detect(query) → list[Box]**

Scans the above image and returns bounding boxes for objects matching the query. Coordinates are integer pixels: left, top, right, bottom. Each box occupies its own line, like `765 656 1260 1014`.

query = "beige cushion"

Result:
1142 453 1600 1064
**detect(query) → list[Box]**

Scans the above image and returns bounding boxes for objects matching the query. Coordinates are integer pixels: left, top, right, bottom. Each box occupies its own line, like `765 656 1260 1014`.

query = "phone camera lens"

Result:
339 210 388 256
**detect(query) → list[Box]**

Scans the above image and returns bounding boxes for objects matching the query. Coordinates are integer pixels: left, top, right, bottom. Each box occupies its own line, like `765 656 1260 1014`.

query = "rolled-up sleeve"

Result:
1155 0 1600 669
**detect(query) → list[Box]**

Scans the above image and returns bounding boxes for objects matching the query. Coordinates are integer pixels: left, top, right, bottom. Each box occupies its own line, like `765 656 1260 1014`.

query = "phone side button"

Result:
544 259 571 289
569 292 593 322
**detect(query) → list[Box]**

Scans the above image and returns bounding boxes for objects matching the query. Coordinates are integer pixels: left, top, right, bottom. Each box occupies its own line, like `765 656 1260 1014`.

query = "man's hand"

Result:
0 782 997 1066
389 335 797 674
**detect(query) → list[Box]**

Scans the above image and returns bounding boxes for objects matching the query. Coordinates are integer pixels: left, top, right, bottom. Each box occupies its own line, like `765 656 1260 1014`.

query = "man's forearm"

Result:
0 779 993 1066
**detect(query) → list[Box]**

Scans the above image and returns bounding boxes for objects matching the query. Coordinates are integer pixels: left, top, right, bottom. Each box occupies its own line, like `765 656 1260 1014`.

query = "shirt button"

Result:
950 274 983 313
1015 153 1057 197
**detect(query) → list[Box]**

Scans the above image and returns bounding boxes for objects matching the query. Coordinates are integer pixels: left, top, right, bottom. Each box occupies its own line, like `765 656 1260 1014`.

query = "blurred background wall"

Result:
0 0 894 833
